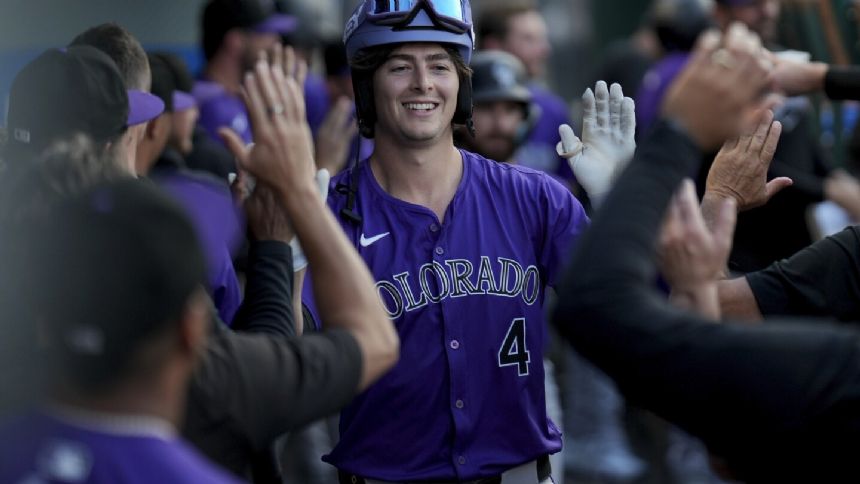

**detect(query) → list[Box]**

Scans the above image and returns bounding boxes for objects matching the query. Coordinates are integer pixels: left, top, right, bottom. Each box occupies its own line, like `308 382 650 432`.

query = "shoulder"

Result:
464 150 568 192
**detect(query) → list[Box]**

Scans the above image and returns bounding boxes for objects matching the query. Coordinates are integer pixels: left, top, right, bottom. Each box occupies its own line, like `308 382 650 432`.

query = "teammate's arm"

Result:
221 46 399 390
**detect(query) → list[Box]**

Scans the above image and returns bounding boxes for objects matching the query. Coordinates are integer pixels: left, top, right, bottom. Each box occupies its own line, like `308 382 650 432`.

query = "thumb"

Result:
219 127 251 170
315 168 331 202
557 124 582 158
763 177 793 202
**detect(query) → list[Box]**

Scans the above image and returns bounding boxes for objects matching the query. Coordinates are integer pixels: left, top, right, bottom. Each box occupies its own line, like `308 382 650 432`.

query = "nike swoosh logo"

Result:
359 231 390 247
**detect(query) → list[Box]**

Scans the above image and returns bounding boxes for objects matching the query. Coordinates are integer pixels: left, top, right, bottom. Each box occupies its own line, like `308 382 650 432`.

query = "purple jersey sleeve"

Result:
193 80 253 146
304 150 588 481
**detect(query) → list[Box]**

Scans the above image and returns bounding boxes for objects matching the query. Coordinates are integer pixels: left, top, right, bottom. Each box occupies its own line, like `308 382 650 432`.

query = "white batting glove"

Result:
556 81 636 206
290 168 330 272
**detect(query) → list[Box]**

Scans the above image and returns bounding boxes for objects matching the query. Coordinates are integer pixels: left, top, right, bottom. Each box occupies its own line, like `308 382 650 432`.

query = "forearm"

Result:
716 277 763 322
281 184 399 389
232 240 295 338
669 284 720 321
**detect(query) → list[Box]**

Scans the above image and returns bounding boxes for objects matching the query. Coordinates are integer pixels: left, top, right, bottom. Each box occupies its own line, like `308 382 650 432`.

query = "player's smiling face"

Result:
372 43 459 145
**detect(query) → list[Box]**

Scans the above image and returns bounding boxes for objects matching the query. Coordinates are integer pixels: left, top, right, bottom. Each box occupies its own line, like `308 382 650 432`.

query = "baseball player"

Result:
301 1 631 482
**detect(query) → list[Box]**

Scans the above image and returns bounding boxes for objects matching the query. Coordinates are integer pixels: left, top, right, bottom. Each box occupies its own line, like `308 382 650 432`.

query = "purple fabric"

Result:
513 84 575 181
193 74 331 146
635 52 690 135
151 169 244 325
127 89 165 126
251 13 298 34
0 412 241 483
304 150 589 480
194 80 252 145
172 91 196 112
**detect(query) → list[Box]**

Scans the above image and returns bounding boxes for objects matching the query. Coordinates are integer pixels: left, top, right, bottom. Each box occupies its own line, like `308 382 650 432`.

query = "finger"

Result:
285 68 306 122
240 76 268 137
748 109 774 153
688 29 722 68
271 65 297 121
315 168 331 202
219 127 248 162
333 96 354 127
760 119 782 162
270 42 284 76
581 87 596 134
711 196 738 250
677 179 706 232
345 118 359 140
763 176 793 202
620 97 636 140
294 56 308 89
721 136 739 152
609 83 622 136
284 45 296 79
594 81 609 130
254 59 283 118
557 124 581 156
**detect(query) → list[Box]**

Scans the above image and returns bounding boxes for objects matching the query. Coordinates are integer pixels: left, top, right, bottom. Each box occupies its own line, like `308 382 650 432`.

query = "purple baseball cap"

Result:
172 91 197 112
250 13 298 34
127 89 166 125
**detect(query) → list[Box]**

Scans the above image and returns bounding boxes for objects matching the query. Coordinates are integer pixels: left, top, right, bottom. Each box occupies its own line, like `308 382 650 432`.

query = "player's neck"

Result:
370 137 463 221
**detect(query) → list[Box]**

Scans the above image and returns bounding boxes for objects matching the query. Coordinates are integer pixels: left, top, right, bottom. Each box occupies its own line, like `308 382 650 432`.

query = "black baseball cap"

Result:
202 0 298 58
150 52 197 112
4 46 164 156
31 177 206 388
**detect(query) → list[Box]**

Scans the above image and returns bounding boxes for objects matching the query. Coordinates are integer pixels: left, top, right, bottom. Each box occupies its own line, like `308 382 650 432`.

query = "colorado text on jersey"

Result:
375 255 541 319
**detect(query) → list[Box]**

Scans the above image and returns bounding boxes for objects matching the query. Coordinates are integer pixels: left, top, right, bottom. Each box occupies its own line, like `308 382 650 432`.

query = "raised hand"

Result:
659 179 737 319
705 109 791 212
219 45 316 198
315 96 359 174
662 23 773 151
556 81 635 203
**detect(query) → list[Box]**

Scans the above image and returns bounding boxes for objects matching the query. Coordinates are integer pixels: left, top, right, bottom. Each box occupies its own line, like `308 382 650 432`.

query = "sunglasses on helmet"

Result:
366 0 470 34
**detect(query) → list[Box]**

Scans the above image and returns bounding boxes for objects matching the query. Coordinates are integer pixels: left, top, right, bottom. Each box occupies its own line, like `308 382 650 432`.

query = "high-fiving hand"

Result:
556 81 636 204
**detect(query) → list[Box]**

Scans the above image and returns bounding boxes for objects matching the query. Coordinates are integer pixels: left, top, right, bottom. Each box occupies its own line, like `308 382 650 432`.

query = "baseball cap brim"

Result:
172 91 197 112
251 14 298 34
127 89 165 126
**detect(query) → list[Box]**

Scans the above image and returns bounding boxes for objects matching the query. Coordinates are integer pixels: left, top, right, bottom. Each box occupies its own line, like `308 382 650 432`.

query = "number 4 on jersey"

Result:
498 318 530 376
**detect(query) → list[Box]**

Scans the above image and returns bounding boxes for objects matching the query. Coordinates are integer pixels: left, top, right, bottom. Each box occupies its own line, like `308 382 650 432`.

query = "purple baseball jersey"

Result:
150 166 244 324
513 84 575 181
193 73 331 146
0 411 241 483
305 150 588 480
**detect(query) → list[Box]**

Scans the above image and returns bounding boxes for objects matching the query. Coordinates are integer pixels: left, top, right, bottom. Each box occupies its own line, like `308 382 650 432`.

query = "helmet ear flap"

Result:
352 70 376 138
454 73 474 136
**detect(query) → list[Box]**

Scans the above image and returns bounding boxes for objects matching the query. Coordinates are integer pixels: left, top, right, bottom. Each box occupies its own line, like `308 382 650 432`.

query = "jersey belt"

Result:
337 455 551 484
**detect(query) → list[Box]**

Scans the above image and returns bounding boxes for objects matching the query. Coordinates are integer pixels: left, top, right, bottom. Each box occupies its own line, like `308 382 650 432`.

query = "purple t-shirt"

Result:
635 52 690 135
513 84 574 181
0 411 242 484
193 73 331 146
150 168 244 324
305 150 589 480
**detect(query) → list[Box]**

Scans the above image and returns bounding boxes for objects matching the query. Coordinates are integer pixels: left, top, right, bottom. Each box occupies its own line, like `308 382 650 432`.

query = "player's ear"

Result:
177 287 211 361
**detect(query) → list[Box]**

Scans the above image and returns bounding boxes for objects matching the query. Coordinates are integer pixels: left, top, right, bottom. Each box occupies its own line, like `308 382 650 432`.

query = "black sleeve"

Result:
231 240 295 338
553 120 860 479
824 65 860 101
746 226 860 322
183 323 362 473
